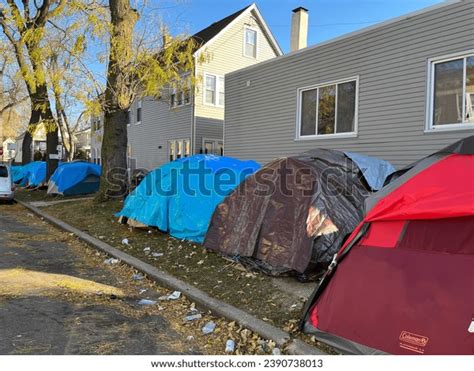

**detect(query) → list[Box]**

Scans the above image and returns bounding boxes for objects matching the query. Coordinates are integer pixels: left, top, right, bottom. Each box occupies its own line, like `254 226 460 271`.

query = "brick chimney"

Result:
290 7 309 52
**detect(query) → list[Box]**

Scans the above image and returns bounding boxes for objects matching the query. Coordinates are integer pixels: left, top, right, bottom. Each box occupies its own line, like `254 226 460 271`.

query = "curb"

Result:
18 200 326 356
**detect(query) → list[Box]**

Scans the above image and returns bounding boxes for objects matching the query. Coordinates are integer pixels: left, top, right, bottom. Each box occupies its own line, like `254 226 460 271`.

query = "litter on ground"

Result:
137 299 157 306
202 321 216 335
159 291 181 301
225 339 235 353
104 258 119 265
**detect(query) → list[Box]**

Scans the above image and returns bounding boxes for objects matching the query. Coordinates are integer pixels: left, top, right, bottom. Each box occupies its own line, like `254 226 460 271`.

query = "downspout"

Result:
191 54 197 155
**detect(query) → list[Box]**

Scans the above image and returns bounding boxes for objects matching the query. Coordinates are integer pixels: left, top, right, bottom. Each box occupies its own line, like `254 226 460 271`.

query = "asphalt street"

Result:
0 202 204 355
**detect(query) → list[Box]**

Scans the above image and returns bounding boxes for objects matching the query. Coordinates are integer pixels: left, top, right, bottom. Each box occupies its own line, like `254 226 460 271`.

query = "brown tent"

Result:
204 149 392 279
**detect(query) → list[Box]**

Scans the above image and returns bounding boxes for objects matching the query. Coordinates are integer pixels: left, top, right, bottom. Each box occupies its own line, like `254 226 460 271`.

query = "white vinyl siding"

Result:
427 51 474 131
297 78 358 139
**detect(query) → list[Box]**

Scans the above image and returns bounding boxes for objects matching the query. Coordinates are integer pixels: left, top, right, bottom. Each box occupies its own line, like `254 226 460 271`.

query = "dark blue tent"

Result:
47 162 101 196
116 155 261 243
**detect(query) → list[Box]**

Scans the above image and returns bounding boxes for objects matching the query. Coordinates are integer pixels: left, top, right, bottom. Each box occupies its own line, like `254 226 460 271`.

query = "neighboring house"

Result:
14 124 47 163
74 127 91 159
224 1 474 168
91 117 103 165
91 3 282 171
1 137 15 162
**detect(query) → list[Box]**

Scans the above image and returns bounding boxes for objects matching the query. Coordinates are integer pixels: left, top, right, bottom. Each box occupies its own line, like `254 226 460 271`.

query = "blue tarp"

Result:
117 155 261 243
11 166 26 186
344 152 395 191
11 161 46 187
48 161 101 195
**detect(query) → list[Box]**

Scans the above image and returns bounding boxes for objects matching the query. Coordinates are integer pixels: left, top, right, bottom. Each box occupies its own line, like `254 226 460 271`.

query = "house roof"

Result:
191 3 282 56
191 5 252 47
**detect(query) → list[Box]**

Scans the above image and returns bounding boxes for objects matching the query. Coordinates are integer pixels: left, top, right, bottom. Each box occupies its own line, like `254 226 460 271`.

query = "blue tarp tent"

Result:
11 165 26 186
117 155 261 243
47 161 101 196
11 161 46 187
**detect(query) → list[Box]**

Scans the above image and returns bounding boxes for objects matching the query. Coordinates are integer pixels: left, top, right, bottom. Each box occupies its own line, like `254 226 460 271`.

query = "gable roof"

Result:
191 5 251 47
191 3 283 56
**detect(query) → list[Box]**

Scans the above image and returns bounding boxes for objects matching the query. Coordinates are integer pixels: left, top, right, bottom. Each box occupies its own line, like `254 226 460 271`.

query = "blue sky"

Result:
159 0 445 53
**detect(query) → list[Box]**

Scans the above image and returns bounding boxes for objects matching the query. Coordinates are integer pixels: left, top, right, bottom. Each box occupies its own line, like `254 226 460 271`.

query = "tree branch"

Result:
0 95 29 115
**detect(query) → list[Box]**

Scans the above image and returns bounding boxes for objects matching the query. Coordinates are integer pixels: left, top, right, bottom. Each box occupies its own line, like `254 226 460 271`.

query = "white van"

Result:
0 164 14 203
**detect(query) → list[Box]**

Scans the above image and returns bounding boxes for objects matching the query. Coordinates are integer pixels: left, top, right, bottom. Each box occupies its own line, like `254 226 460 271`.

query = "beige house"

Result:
91 4 282 171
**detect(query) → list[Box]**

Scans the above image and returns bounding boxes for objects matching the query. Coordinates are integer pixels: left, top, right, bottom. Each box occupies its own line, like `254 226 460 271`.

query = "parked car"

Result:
0 164 15 203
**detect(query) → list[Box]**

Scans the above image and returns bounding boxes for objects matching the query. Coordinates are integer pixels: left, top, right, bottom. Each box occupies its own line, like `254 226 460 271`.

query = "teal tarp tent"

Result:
47 162 101 196
116 155 261 243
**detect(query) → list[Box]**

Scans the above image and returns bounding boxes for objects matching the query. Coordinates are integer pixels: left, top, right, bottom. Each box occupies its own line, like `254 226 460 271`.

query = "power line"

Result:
269 20 385 27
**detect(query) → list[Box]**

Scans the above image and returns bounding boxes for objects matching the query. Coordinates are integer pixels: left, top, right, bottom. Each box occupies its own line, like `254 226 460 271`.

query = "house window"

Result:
204 74 224 106
136 100 142 124
428 52 474 130
170 80 192 109
244 27 257 58
127 110 131 126
298 78 358 138
202 138 224 155
205 75 216 105
170 90 176 107
168 139 191 161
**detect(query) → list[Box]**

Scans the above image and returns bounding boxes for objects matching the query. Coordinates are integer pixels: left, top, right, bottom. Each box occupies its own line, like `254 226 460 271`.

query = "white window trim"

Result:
203 73 224 108
136 100 142 125
168 138 191 161
425 50 474 133
295 76 359 140
170 77 192 110
202 137 224 154
243 25 258 59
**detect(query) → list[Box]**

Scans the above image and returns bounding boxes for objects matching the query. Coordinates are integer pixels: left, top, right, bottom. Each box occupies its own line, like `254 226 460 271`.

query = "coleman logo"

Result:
399 331 429 347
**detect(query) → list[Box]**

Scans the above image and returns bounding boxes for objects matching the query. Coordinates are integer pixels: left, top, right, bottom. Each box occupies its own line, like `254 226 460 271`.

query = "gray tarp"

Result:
343 152 395 191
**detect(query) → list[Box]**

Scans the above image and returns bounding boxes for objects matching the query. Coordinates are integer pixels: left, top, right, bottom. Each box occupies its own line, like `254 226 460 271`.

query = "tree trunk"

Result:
21 95 42 165
97 109 129 200
96 0 138 201
35 83 59 180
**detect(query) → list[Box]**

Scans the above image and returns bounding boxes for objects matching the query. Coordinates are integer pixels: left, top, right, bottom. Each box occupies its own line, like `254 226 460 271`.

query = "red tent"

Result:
300 136 474 355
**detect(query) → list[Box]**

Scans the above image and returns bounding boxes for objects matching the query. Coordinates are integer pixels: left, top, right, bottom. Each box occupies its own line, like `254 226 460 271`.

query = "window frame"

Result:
202 137 224 155
295 76 359 140
136 100 142 125
168 138 191 161
203 73 225 107
170 77 192 110
426 50 474 132
243 26 258 59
